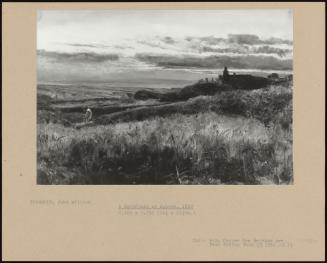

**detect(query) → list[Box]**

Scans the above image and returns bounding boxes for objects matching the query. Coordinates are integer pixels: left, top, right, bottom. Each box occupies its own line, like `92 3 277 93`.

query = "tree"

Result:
268 73 279 79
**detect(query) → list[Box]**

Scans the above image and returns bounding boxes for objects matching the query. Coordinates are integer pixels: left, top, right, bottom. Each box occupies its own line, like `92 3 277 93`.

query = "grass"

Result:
95 85 292 127
37 88 293 185
38 82 292 128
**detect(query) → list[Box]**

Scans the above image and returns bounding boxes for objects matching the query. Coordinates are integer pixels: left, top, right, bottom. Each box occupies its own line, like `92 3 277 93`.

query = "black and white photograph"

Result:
37 9 293 185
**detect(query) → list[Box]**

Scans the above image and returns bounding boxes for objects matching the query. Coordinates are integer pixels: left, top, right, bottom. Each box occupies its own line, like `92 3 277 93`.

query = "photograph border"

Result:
2 2 325 261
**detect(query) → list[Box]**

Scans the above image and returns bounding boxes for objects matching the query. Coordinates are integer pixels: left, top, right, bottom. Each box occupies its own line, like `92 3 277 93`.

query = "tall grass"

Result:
37 110 292 185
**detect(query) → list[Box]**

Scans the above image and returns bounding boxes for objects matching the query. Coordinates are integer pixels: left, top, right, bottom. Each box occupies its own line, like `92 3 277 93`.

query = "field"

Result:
37 80 293 185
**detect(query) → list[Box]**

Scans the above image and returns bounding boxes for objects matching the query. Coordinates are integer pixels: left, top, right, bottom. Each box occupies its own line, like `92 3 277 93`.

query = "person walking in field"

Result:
84 106 93 123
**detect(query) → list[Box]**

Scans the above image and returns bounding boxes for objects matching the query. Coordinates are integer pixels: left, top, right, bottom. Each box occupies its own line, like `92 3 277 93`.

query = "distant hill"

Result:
134 73 275 102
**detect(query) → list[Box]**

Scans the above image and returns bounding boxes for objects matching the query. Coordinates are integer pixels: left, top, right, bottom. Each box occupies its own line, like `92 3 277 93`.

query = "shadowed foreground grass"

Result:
37 109 292 185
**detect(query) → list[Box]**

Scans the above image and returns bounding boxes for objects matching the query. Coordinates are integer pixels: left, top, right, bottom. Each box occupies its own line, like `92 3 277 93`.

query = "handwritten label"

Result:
30 199 91 206
118 203 195 216
192 238 293 248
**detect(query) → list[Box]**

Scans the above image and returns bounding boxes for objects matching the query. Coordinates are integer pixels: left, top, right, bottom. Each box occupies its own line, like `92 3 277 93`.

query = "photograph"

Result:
37 9 293 185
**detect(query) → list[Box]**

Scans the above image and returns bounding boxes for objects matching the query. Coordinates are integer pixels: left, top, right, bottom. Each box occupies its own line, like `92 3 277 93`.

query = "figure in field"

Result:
84 107 93 123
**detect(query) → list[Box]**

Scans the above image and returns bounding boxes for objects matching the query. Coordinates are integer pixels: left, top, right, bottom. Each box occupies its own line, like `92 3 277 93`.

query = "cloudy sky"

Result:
37 10 293 85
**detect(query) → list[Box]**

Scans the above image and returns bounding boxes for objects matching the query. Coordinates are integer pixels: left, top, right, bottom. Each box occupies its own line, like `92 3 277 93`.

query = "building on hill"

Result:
222 66 230 83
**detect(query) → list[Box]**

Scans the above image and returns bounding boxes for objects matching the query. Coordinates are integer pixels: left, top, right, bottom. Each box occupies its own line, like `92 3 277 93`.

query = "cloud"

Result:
182 34 292 58
59 42 135 50
189 36 225 45
199 46 250 54
252 45 291 57
37 33 293 83
161 36 175 44
52 34 292 60
227 34 261 45
199 44 291 58
137 40 163 49
227 34 292 45
113 45 132 50
60 43 111 48
186 34 292 46
137 36 176 49
262 37 292 45
37 49 120 63
135 53 292 70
